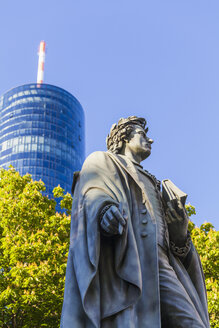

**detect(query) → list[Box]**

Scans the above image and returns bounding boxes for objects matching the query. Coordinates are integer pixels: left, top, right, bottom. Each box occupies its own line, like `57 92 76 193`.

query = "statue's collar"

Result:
107 152 160 191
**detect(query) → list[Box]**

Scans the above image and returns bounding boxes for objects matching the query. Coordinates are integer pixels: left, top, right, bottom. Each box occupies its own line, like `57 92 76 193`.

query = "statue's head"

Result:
106 116 153 161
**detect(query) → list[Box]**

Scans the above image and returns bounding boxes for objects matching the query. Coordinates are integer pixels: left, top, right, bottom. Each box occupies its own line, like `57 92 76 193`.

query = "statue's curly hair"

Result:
106 116 148 154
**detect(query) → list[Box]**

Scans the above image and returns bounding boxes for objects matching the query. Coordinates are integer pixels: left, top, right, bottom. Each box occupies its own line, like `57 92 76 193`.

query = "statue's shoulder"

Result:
82 151 113 168
72 152 109 194
80 151 121 178
72 152 123 194
85 151 109 161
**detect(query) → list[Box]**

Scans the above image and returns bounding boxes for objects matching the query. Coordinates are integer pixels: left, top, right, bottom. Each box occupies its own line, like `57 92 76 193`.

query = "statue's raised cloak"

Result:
61 151 209 328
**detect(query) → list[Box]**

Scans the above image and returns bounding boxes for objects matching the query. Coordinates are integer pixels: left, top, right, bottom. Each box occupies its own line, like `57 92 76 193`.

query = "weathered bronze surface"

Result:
61 116 209 327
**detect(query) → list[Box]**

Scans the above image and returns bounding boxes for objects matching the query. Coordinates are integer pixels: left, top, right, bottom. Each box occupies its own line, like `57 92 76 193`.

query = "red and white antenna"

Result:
37 41 46 84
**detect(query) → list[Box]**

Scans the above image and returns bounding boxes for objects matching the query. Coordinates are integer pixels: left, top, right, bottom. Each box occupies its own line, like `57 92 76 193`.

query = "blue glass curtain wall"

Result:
0 83 85 197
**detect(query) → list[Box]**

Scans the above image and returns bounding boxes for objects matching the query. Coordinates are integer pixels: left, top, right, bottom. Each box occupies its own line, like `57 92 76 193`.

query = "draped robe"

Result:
61 151 209 328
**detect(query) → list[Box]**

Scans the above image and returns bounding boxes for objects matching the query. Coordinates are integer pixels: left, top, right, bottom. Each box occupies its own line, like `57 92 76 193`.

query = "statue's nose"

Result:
147 138 154 144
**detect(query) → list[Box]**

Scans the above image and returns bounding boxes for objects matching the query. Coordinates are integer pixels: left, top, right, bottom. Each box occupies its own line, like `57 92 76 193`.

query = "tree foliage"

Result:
0 169 217 327
186 204 219 328
0 167 71 327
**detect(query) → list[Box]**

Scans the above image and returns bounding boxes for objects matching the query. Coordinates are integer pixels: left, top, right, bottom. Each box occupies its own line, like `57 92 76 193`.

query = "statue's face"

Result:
126 125 153 161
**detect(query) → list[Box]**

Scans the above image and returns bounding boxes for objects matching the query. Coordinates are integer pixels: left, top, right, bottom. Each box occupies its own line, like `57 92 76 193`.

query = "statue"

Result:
61 116 209 327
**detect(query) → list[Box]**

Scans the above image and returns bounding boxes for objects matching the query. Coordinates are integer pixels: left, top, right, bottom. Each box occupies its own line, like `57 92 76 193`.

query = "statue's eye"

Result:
138 131 146 137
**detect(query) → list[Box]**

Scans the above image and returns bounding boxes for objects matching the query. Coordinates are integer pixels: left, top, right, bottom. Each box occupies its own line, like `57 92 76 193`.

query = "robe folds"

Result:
61 151 209 328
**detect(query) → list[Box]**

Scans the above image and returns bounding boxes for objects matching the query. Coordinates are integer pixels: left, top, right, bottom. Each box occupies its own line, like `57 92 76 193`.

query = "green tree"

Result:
186 204 219 328
0 167 72 327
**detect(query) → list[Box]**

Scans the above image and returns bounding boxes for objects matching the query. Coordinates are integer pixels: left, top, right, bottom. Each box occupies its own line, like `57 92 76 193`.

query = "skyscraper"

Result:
0 83 85 196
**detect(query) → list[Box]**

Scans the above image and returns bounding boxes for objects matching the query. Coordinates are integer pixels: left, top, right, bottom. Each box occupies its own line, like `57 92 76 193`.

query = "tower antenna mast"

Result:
37 41 46 84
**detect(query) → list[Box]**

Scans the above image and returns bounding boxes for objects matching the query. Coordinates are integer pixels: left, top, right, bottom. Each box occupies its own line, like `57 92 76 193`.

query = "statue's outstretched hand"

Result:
100 205 127 236
166 197 189 246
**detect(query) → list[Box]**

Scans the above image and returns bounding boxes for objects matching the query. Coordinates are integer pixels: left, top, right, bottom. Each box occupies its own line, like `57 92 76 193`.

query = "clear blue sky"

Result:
0 0 218 228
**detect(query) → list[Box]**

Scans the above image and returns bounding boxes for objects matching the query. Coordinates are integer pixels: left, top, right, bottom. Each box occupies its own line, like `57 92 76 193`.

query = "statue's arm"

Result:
164 196 193 260
78 151 127 237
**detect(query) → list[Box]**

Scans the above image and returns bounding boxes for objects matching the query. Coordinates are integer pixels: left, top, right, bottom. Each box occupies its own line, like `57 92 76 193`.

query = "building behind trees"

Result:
0 83 85 196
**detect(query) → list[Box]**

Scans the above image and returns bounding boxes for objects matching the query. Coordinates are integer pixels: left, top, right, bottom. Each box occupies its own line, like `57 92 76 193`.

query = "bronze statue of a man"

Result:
61 116 209 328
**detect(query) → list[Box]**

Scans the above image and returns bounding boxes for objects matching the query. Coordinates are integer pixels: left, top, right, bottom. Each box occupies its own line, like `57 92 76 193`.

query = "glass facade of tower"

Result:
0 83 85 196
